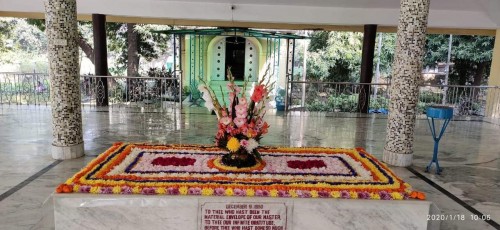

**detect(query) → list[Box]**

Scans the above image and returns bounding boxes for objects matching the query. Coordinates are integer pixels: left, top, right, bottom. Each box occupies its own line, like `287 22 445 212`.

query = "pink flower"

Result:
100 187 113 194
121 186 132 194
233 189 246 196
379 191 392 200
235 104 247 117
237 113 246 119
357 191 370 199
236 112 246 119
255 190 269 197
278 190 290 197
219 117 231 126
251 85 267 102
188 187 202 195
215 188 226 196
141 187 156 195
226 125 235 134
79 185 91 193
216 130 225 139
240 127 248 135
340 190 350 199
234 86 241 94
238 97 247 105
318 191 330 198
240 139 249 148
167 187 180 195
234 117 247 127
227 82 234 90
296 190 311 198
255 118 264 128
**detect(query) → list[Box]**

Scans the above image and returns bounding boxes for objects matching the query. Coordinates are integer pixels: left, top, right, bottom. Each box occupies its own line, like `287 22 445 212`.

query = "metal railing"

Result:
287 80 500 117
286 81 390 113
80 75 182 110
0 72 51 105
0 72 182 111
2 71 499 117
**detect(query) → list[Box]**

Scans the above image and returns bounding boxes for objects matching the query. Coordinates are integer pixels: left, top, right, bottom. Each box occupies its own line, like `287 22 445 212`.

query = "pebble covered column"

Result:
383 0 430 166
45 0 84 159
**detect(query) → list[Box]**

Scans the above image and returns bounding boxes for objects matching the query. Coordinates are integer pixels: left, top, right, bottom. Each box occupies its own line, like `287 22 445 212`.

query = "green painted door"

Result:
245 40 258 82
211 38 226 81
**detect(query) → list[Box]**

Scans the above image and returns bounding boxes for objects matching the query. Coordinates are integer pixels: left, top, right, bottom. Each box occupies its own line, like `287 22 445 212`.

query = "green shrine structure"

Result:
155 28 306 103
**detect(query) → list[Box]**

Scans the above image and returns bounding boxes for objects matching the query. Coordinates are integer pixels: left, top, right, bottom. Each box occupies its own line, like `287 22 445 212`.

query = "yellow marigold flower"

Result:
112 186 121 194
132 186 141 194
370 193 380 200
202 188 214 196
391 192 403 200
73 185 80 193
179 186 188 195
289 190 298 198
270 189 278 197
90 186 99 194
246 189 255 197
310 190 318 198
225 188 234 196
349 191 358 199
331 191 341 198
157 188 166 195
226 137 240 152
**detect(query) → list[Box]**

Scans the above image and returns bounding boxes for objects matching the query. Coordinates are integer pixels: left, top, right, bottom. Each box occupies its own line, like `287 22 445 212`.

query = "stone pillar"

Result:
485 29 500 119
92 14 109 106
383 0 430 167
358 24 377 113
45 0 84 159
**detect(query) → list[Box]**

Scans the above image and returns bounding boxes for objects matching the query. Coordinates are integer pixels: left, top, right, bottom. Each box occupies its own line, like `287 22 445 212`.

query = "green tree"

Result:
0 18 49 72
307 31 363 82
26 19 171 75
424 35 495 86
308 31 329 52
374 33 396 79
106 23 170 76
0 19 15 53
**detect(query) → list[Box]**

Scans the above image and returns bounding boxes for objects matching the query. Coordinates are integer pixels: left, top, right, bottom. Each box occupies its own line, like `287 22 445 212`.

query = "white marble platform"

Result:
54 194 440 230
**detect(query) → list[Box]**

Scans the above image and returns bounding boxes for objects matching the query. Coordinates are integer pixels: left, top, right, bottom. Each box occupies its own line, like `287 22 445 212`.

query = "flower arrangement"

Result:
56 143 424 201
198 69 273 168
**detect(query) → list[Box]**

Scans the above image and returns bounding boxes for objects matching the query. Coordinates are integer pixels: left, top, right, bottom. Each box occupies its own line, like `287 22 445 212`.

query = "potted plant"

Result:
275 87 286 111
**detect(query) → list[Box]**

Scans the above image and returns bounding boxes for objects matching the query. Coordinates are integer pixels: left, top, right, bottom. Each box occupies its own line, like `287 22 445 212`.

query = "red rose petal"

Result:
152 157 196 166
287 160 327 169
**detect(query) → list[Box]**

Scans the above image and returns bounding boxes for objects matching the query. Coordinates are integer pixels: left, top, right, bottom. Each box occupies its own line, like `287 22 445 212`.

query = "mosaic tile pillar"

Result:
383 0 430 166
45 0 84 159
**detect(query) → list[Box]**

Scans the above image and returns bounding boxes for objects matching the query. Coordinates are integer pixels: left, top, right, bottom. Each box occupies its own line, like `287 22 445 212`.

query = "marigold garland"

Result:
56 143 425 200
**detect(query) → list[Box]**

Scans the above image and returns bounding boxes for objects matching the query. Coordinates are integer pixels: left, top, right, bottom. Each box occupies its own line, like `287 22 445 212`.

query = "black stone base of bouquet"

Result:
221 153 257 168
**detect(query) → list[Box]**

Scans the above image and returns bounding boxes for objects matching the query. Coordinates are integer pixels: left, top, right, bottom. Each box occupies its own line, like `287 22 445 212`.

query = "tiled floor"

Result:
0 105 498 229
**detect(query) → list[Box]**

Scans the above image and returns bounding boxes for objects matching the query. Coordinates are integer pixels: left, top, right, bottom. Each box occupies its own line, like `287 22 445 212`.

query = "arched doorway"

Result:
209 36 259 82
225 37 246 81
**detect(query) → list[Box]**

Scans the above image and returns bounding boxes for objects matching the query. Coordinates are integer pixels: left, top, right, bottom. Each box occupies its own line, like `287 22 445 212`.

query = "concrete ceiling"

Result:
154 0 487 11
0 0 499 31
